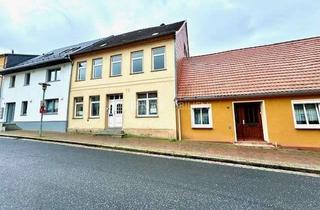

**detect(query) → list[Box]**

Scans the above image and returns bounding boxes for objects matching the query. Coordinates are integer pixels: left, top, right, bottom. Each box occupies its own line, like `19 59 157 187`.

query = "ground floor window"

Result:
191 104 212 128
21 101 28 116
137 92 158 117
45 99 59 114
292 100 320 129
90 96 100 118
74 97 84 118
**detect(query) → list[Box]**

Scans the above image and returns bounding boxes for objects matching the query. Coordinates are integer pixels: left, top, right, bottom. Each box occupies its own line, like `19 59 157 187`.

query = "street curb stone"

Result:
1 133 319 175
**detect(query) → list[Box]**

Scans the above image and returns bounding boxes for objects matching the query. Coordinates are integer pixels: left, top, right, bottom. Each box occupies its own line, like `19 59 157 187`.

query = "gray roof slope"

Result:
3 54 38 68
73 21 185 55
1 38 102 75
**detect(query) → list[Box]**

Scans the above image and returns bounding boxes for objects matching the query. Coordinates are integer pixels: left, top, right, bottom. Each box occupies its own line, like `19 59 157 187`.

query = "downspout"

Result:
65 55 74 133
175 99 182 141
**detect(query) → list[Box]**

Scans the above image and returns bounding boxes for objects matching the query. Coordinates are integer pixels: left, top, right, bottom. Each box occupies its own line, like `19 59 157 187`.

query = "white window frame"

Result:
92 58 102 79
152 46 166 71
74 97 84 118
110 54 122 76
77 61 86 81
137 92 158 117
9 75 16 88
24 72 31 86
45 98 59 114
191 104 213 129
131 50 143 74
292 99 320 129
89 96 100 118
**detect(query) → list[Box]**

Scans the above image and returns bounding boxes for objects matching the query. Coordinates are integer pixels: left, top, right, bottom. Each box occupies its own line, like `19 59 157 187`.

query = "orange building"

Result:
177 37 320 149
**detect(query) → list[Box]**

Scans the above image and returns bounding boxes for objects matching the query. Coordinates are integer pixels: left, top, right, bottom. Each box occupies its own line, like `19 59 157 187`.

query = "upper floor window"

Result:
131 51 143 74
47 69 60 82
77 61 86 81
152 47 165 71
74 97 84 118
90 96 100 118
45 98 59 114
292 100 320 129
111 55 122 76
191 104 212 129
9 75 16 88
24 73 31 86
21 101 28 116
137 92 158 117
92 58 102 79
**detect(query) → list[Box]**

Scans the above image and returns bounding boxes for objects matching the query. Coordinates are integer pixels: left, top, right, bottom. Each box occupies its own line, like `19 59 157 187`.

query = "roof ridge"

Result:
189 35 320 59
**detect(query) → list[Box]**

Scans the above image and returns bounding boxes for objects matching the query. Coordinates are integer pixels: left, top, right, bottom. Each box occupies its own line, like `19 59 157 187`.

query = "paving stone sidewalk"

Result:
1 130 320 174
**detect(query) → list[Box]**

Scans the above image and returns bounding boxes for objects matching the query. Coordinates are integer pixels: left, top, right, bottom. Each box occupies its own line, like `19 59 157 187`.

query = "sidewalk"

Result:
1 130 320 174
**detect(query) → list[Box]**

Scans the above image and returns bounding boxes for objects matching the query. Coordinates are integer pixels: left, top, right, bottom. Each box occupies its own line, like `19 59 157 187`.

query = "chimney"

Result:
11 49 14 54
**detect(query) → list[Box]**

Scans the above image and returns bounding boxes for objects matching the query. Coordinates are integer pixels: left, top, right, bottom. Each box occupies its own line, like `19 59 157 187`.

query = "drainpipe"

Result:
65 55 74 133
175 99 182 141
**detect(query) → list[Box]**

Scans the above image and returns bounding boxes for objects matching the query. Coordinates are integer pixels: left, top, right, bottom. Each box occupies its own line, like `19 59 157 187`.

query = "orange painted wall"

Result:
180 96 320 148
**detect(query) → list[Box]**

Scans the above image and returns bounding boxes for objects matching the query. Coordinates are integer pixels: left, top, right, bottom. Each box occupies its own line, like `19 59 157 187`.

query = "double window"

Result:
9 75 16 88
131 51 143 74
191 104 212 128
152 47 165 70
292 100 320 129
137 92 158 117
90 96 100 118
77 62 86 81
45 99 59 114
92 58 102 79
74 97 84 118
47 69 60 82
111 55 122 76
24 73 31 86
21 101 28 116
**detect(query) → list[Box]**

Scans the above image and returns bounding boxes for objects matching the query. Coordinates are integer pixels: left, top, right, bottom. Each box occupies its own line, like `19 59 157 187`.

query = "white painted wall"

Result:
0 63 71 123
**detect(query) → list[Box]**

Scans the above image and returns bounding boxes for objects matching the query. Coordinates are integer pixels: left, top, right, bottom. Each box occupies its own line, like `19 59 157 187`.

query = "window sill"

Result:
110 74 122 78
130 71 144 75
89 117 100 119
75 80 86 82
136 115 159 118
151 68 167 72
73 117 83 119
91 77 102 80
192 125 213 129
20 114 27 116
44 112 58 115
295 125 320 129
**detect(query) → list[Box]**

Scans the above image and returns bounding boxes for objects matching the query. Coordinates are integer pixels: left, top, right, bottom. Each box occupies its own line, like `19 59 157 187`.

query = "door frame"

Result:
106 93 123 129
5 102 16 123
232 100 269 143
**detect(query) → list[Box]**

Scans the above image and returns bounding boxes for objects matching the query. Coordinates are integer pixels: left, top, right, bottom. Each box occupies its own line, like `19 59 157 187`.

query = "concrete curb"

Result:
1 133 320 175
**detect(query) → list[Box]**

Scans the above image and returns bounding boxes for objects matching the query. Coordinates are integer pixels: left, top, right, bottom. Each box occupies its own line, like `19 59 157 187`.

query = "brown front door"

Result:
235 102 264 141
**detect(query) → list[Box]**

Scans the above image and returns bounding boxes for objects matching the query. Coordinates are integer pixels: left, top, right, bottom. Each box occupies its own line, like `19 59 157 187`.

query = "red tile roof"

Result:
177 36 320 100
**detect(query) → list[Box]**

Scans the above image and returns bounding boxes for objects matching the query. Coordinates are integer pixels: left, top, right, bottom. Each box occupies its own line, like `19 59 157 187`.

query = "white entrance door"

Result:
108 94 123 128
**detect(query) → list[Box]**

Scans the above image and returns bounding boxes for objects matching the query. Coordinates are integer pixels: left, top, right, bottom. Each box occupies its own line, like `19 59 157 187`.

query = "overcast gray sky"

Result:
0 0 319 56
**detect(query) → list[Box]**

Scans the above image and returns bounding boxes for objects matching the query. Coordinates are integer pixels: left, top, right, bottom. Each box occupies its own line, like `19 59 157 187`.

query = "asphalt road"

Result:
0 137 319 210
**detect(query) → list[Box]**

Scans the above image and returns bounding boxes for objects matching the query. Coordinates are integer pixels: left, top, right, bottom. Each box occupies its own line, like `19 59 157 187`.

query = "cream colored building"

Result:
68 21 189 139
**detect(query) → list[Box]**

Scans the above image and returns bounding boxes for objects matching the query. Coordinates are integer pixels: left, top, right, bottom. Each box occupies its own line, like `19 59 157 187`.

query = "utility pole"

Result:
38 83 50 137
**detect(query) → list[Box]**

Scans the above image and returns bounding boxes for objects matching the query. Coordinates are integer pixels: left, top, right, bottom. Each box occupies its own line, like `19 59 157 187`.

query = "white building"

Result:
0 39 101 132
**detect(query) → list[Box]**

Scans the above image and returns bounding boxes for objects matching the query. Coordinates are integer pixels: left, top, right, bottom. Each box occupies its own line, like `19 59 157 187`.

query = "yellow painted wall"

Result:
68 37 177 139
180 96 320 148
0 55 5 69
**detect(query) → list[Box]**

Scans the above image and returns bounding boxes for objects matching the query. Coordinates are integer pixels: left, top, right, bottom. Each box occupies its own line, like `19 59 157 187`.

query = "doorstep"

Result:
234 141 275 148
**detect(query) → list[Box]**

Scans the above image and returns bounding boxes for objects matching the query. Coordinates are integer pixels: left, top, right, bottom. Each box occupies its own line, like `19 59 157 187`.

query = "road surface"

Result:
0 137 319 209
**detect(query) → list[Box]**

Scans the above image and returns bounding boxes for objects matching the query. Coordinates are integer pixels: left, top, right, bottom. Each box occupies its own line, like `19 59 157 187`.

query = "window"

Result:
90 96 100 117
137 92 158 117
21 101 28 116
74 97 84 118
131 51 143 73
45 99 59 114
92 58 102 79
292 100 320 129
47 69 60 82
9 75 16 88
77 62 86 81
111 55 122 76
24 73 31 86
152 47 165 70
191 104 212 128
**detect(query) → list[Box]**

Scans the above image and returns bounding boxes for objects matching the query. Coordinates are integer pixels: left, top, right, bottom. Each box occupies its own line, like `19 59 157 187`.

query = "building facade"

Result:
177 36 320 149
67 21 189 139
0 40 100 132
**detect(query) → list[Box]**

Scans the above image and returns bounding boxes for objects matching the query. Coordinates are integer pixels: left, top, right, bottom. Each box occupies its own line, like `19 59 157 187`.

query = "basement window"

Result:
292 99 320 129
191 104 212 128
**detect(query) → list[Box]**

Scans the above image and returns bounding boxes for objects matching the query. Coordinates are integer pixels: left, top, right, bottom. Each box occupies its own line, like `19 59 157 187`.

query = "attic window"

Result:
152 32 159 36
100 43 107 47
60 47 81 54
43 52 54 57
